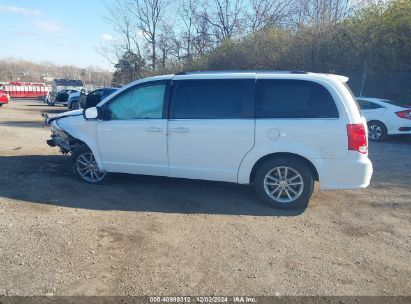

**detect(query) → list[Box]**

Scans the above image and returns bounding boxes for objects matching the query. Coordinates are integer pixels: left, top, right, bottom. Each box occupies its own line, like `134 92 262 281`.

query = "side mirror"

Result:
83 107 98 120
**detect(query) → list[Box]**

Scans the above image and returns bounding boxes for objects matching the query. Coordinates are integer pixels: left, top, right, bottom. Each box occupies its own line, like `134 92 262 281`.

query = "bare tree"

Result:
158 25 176 68
97 42 128 66
179 0 198 60
97 0 144 66
178 0 214 58
247 0 288 31
192 13 214 55
199 0 245 42
107 0 140 53
288 0 360 27
131 0 169 71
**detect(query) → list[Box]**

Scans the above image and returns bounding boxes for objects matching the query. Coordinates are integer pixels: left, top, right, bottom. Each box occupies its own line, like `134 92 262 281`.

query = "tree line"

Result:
105 0 411 102
0 58 112 88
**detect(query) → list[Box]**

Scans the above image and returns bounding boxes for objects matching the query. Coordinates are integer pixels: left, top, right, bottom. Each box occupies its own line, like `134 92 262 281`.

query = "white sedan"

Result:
356 97 411 141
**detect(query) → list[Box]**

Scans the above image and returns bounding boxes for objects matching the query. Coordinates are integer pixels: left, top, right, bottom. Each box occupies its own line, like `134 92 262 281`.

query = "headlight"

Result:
51 120 62 135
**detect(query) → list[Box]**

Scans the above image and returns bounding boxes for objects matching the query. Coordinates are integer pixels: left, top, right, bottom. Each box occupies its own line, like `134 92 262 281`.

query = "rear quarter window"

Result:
256 79 339 118
357 99 384 110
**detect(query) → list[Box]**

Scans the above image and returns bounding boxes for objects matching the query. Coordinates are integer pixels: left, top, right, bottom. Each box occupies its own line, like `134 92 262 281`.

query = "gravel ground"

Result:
0 99 410 296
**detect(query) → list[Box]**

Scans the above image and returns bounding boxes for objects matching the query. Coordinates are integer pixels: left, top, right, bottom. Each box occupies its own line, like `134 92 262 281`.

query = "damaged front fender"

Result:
47 120 83 154
45 114 104 171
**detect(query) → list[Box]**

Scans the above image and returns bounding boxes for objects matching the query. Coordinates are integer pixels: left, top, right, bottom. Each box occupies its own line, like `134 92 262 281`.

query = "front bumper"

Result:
46 121 72 153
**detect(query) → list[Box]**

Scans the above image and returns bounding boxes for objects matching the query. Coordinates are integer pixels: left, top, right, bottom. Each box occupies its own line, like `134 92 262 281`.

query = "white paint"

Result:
52 71 373 192
357 97 411 135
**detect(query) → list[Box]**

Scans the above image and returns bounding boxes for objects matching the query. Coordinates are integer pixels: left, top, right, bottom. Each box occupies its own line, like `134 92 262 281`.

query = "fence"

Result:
346 71 411 103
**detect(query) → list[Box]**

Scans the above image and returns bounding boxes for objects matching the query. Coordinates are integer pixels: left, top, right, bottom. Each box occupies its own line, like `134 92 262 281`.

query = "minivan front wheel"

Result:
72 145 106 183
254 158 314 210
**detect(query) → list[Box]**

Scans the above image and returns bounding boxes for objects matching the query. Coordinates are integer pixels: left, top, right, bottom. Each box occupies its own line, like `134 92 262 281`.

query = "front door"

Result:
97 80 170 176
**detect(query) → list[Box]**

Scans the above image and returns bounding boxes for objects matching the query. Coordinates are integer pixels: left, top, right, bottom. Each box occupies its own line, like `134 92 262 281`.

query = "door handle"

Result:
146 127 163 132
169 127 189 133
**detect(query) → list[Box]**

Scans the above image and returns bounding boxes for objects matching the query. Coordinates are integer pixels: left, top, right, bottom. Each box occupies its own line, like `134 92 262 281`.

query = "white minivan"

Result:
45 71 373 209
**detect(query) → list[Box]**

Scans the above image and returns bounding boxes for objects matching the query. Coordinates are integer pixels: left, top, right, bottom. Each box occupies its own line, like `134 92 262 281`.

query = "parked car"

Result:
79 87 118 109
67 91 81 110
0 89 10 106
55 89 80 106
356 97 411 141
67 88 118 110
47 79 83 106
44 71 373 210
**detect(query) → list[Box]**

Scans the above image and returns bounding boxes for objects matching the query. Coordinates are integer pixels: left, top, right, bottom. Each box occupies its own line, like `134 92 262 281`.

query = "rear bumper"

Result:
389 129 411 135
313 155 373 190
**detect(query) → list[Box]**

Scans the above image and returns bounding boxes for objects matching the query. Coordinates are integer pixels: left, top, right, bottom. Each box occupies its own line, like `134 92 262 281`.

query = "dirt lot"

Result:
0 99 410 296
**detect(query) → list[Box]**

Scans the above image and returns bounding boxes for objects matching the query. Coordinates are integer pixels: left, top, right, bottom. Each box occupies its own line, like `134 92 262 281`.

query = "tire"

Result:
71 145 106 184
368 121 387 142
71 100 79 110
254 157 314 210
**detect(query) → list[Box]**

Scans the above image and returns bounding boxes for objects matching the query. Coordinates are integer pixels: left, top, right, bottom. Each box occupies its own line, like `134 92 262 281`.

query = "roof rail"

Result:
175 70 309 75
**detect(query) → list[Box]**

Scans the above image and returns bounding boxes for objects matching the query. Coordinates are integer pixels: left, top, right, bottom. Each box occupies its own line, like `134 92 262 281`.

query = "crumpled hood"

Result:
43 109 83 124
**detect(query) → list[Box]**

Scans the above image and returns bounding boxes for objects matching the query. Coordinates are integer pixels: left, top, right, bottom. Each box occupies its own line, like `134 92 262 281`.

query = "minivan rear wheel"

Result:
254 158 314 210
72 145 106 183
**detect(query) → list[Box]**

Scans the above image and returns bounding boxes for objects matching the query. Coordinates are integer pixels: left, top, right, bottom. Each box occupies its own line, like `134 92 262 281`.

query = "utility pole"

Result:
359 58 367 97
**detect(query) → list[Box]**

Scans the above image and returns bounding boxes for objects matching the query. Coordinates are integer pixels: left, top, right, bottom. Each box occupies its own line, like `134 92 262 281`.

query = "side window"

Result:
358 100 371 110
256 79 339 118
357 100 383 110
107 83 166 120
171 79 254 119
369 102 383 109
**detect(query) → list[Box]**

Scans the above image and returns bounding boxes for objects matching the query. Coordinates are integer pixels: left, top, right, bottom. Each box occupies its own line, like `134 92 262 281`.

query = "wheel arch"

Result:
69 138 104 170
249 152 319 184
57 119 103 170
367 119 387 129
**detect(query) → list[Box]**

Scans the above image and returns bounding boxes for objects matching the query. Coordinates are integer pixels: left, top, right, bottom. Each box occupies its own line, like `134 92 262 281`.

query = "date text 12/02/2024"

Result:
149 296 257 303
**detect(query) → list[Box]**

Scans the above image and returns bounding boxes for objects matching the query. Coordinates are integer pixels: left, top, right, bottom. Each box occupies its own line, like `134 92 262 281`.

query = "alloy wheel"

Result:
368 124 382 140
263 166 304 203
76 152 105 183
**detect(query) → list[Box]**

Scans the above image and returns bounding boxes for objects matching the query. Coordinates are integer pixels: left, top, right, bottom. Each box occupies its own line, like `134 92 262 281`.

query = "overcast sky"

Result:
0 0 115 70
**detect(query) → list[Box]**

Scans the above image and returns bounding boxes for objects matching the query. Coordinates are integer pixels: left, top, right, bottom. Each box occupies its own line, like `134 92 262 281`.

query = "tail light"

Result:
347 123 368 154
396 109 411 120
